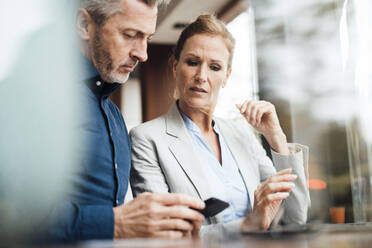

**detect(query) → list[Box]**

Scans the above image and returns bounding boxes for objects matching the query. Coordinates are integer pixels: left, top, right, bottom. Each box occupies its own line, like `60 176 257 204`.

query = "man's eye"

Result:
123 32 135 38
186 60 198 66
210 65 221 71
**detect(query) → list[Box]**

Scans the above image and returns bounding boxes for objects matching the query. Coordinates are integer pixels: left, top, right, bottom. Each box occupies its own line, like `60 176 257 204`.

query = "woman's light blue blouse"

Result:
179 110 251 222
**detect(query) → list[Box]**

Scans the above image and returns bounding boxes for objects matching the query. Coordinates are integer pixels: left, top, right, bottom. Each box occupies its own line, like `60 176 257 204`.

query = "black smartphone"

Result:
197 197 229 218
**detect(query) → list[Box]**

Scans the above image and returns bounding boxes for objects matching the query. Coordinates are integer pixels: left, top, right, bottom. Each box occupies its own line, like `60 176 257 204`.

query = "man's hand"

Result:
113 192 205 239
242 169 297 231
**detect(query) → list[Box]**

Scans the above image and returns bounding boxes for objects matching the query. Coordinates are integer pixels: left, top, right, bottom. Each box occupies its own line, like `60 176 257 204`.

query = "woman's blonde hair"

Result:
173 14 235 69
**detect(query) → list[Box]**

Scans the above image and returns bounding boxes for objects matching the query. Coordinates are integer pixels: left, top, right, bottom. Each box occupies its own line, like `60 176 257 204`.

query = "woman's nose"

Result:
195 64 207 83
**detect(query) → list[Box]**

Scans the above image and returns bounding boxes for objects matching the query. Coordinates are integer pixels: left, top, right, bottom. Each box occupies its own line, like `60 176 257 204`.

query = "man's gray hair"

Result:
79 0 170 26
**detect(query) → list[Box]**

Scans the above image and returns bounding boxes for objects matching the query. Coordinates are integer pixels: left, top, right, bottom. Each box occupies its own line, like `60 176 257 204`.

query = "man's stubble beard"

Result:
92 29 130 84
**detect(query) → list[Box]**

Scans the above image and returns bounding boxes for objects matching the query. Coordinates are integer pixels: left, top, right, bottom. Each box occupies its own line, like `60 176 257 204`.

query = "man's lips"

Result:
190 87 207 93
120 65 135 72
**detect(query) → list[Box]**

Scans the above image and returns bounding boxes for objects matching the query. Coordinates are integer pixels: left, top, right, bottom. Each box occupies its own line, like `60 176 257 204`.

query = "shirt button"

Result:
115 163 118 169
96 81 102 87
116 200 119 205
110 132 113 138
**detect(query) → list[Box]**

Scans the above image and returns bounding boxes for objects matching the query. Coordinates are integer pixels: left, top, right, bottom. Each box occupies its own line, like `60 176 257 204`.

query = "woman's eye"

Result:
186 60 198 66
210 65 221 71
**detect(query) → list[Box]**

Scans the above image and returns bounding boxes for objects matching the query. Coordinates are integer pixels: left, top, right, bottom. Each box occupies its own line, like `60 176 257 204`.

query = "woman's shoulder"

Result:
129 114 167 139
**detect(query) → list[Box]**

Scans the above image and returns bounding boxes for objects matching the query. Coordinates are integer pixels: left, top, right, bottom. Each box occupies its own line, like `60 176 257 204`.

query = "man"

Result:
47 0 205 241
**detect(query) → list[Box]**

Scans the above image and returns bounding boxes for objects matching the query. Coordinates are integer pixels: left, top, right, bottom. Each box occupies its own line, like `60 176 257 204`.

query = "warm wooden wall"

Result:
140 44 176 122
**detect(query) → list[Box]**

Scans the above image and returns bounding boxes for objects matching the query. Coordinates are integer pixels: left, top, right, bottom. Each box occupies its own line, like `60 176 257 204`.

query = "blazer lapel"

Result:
165 104 213 200
217 119 259 209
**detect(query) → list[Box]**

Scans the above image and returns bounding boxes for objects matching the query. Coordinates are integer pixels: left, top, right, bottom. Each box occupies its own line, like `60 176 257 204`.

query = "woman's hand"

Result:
242 169 297 231
236 100 289 155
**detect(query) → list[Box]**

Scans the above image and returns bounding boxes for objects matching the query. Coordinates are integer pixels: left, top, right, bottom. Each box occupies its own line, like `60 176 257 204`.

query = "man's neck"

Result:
79 41 92 62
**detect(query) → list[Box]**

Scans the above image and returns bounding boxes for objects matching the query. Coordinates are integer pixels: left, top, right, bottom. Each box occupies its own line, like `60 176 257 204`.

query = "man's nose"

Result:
130 39 148 62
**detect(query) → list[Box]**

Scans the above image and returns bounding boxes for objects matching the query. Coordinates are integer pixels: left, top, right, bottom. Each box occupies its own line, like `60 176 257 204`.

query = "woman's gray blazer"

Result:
129 103 310 235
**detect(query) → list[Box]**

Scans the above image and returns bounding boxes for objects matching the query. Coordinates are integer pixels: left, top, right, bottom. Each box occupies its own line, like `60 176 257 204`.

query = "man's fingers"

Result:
155 218 194 232
152 230 184 239
159 205 205 222
144 193 205 210
191 219 202 238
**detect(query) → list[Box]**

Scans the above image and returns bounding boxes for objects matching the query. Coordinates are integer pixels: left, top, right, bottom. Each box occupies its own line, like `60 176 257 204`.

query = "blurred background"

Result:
117 0 372 224
1 0 371 241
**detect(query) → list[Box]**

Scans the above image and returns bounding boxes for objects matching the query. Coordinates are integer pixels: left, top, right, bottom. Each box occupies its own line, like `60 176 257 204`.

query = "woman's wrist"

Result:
263 131 290 155
242 212 261 231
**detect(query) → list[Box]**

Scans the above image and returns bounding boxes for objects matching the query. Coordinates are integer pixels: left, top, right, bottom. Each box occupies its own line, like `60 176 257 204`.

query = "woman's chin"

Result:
183 98 213 111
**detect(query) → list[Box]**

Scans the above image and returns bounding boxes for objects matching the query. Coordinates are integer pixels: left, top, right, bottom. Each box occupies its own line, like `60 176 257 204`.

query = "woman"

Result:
130 15 310 235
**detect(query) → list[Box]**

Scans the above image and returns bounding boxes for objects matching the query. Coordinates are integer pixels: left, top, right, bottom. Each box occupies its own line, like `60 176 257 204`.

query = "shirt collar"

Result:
79 54 100 81
80 54 121 98
177 102 220 135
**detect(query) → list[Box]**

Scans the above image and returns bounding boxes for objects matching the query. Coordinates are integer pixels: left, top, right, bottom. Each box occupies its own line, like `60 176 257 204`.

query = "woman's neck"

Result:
178 100 215 133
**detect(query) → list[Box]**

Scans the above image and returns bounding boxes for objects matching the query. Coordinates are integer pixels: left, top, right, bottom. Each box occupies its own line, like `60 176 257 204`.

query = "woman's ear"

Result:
172 57 178 79
222 68 232 88
76 8 95 41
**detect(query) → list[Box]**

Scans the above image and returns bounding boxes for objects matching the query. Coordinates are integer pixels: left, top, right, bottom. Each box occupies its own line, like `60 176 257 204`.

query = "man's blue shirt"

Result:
48 56 131 241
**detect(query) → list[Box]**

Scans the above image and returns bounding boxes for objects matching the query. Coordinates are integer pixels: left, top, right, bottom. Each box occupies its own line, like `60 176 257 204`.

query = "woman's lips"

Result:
190 87 207 93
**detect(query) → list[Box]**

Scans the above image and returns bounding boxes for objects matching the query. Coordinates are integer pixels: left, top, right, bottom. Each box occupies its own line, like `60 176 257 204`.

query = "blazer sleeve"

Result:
200 144 310 236
229 120 310 226
271 143 311 225
130 127 170 196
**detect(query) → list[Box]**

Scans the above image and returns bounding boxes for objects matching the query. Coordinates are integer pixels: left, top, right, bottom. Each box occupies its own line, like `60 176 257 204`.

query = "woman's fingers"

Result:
239 100 250 117
237 100 274 127
254 182 294 203
254 169 296 200
255 102 273 126
260 192 290 205
269 174 298 183
264 182 295 194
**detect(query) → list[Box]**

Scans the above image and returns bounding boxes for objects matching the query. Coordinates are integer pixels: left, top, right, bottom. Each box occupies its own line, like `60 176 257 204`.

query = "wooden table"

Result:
80 223 372 248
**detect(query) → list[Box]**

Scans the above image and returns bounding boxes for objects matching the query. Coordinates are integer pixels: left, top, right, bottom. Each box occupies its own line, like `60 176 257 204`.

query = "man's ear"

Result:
222 68 232 88
76 8 95 41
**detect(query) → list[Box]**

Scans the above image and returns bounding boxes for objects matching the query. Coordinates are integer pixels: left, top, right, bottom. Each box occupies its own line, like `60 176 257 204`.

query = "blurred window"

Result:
215 9 258 119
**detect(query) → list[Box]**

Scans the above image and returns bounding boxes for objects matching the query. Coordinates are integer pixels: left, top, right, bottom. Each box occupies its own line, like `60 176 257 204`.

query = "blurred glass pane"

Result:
215 8 258 119
0 0 81 241
252 0 372 223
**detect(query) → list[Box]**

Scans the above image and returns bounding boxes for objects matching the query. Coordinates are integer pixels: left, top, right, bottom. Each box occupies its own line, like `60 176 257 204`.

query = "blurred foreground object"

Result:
0 0 81 241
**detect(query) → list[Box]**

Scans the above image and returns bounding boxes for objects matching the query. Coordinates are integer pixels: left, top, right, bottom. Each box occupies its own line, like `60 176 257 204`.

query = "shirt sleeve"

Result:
45 202 114 242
